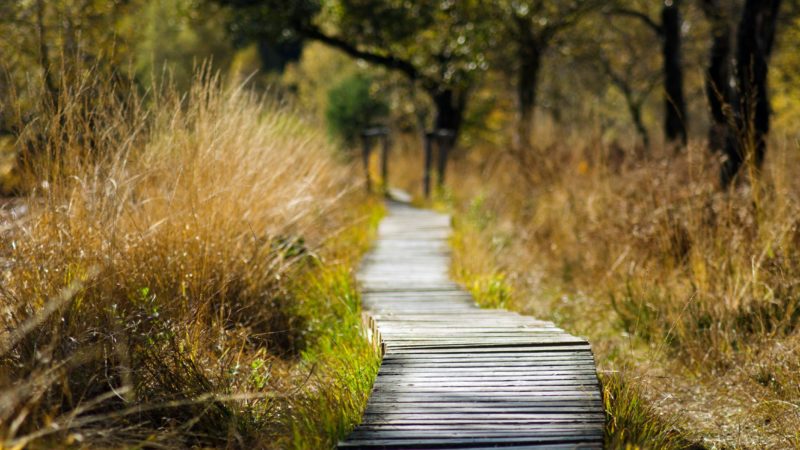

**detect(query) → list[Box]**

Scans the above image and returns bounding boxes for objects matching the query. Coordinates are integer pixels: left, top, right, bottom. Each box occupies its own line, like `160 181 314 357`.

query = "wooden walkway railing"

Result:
358 127 455 198
339 201 604 449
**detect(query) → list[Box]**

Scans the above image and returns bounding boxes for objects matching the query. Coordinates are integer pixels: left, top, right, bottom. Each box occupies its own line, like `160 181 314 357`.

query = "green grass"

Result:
447 196 695 449
279 205 384 449
450 221 513 310
602 372 696 450
0 70 386 449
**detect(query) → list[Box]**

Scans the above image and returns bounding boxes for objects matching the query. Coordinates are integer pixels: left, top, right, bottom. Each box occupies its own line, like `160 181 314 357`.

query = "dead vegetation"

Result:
0 71 380 448
415 130 800 448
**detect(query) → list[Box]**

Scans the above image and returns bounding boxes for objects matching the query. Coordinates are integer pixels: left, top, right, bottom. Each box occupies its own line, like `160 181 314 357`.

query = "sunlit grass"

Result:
601 372 690 450
0 70 381 448
278 204 384 449
450 211 513 310
411 129 800 448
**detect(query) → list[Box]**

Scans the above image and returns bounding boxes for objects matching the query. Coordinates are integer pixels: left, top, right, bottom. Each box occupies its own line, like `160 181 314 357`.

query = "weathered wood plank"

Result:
365 395 603 403
340 441 600 450
381 356 596 363
385 345 593 354
359 413 605 421
362 406 604 414
337 201 602 449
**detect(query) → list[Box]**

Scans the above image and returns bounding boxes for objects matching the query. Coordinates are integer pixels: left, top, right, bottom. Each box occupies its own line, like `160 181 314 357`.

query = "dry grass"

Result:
0 70 380 448
434 129 800 448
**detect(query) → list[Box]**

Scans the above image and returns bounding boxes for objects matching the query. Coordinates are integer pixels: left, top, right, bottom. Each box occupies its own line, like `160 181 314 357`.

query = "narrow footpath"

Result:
339 201 604 449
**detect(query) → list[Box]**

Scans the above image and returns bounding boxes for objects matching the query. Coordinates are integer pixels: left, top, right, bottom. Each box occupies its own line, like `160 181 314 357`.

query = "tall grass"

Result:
430 130 800 448
0 71 380 448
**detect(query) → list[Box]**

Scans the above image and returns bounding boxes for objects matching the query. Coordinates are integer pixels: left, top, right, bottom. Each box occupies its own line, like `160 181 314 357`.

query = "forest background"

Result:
2 0 800 448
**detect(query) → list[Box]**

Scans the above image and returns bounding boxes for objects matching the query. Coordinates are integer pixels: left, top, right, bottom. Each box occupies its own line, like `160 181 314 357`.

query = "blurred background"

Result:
2 0 798 195
2 2 800 448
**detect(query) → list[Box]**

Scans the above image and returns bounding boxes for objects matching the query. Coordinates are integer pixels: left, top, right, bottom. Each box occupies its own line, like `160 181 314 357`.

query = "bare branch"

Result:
606 7 663 35
297 23 435 90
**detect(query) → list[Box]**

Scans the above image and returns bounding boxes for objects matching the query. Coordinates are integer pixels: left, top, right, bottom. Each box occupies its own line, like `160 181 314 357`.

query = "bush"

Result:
325 74 388 149
0 71 377 448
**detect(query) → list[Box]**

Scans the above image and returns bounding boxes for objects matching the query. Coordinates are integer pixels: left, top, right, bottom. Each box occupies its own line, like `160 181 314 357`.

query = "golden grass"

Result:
0 71 380 448
430 129 800 448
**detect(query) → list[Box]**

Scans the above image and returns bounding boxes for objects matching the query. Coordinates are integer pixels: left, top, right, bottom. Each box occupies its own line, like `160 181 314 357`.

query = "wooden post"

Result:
362 133 372 192
436 133 449 189
380 133 390 193
362 126 390 194
423 132 433 198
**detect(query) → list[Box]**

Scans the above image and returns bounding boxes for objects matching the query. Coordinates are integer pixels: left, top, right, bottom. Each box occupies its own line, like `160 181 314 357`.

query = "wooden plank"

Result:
338 201 602 450
459 445 601 450
346 428 604 438
364 395 603 403
348 428 605 437
364 399 604 406
363 407 603 414
385 345 593 354
376 367 600 374
381 355 596 362
376 367 598 374
360 413 605 421
371 386 601 393
340 441 600 449
378 358 594 371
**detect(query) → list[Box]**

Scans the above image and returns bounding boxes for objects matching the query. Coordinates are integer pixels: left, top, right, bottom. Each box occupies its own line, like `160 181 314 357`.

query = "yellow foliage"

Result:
282 42 362 120
0 136 17 194
771 16 800 136
0 71 372 447
228 44 263 83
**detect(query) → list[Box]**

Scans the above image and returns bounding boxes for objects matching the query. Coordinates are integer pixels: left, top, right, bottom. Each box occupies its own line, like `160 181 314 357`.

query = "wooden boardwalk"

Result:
339 201 604 449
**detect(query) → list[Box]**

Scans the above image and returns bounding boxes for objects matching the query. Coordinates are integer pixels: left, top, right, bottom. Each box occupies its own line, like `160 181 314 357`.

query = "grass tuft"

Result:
602 372 697 450
0 69 381 448
409 130 800 447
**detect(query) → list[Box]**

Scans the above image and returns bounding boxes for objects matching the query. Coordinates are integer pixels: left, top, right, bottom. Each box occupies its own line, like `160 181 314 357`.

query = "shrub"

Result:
325 74 388 149
0 70 375 448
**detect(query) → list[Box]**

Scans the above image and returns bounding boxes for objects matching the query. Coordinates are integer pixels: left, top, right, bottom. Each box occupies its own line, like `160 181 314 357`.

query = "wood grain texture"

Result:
338 201 603 449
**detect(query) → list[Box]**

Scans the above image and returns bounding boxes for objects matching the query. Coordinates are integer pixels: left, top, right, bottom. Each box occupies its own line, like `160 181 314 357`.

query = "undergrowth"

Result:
450 200 513 310
278 206 383 449
0 69 381 448
419 130 800 448
601 372 693 449
449 204 686 449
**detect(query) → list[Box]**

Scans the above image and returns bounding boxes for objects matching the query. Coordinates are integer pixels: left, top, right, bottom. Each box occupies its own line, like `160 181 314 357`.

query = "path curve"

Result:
339 201 604 449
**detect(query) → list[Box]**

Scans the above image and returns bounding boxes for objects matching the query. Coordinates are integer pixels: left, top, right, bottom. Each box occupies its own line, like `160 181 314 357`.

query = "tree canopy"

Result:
1 0 798 186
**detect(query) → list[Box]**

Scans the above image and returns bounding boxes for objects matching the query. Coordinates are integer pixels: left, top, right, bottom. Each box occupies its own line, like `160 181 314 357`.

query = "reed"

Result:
0 69 380 448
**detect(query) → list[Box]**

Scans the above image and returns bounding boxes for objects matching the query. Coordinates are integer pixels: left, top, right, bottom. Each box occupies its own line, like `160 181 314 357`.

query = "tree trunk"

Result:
700 0 733 153
35 0 58 105
721 0 782 186
431 87 466 189
516 44 542 151
626 96 650 151
662 0 687 146
432 89 461 133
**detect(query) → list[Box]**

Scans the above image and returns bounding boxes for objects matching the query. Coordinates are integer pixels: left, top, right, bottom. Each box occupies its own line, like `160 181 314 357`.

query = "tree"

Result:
0 0 130 115
0 0 235 127
661 0 687 146
608 0 688 147
121 0 235 91
720 0 783 186
491 0 602 150
770 4 800 132
216 0 488 186
564 9 662 151
220 1 487 137
699 0 734 153
699 0 784 186
597 44 660 150
325 73 388 147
